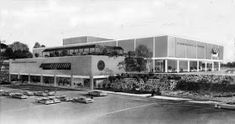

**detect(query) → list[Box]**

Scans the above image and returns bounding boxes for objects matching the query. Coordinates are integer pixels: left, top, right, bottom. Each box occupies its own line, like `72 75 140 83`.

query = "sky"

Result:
0 0 235 62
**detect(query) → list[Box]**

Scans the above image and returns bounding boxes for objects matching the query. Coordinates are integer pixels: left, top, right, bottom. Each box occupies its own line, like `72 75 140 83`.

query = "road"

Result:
1 90 235 124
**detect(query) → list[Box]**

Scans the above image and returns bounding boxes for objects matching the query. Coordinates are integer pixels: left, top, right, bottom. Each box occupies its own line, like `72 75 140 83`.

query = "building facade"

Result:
9 35 223 89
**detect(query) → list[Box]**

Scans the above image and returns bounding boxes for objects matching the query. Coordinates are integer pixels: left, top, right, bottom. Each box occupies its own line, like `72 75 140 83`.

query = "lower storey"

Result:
9 74 108 90
150 58 221 73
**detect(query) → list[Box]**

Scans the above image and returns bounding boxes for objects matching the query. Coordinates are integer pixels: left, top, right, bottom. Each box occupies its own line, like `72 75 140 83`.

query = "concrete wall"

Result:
167 36 223 60
91 56 125 75
9 55 125 76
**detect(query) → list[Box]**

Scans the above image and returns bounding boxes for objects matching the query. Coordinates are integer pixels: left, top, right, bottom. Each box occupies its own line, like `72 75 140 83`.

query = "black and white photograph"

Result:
0 0 235 124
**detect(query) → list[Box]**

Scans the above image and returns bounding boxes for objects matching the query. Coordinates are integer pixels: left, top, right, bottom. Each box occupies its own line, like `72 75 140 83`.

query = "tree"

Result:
9 41 29 52
33 42 41 48
41 44 45 47
3 47 14 59
8 41 33 59
135 45 152 58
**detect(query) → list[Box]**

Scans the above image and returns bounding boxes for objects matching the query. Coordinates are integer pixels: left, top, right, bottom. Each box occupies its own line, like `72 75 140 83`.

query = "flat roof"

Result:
43 44 123 52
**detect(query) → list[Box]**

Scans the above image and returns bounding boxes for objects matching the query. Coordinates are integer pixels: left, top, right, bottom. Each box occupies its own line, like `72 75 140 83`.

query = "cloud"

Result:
0 0 234 62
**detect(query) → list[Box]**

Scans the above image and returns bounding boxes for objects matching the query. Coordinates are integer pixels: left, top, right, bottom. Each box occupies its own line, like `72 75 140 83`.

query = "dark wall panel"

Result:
175 38 187 58
186 40 196 58
155 36 168 57
136 37 154 57
117 39 135 53
167 36 176 57
197 41 206 59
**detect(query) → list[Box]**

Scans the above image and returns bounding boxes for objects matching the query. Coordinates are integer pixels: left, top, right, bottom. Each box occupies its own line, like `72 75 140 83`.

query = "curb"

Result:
97 90 220 104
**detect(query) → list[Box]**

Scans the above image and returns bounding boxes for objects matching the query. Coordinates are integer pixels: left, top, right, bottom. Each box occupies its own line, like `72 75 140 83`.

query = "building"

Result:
9 35 223 89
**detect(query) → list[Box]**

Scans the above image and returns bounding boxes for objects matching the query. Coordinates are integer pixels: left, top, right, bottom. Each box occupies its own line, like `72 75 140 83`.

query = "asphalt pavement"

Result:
1 90 235 124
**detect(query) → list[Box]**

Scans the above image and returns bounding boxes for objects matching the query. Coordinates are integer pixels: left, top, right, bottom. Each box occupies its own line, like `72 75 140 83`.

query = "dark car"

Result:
34 91 48 97
88 91 108 97
73 97 94 104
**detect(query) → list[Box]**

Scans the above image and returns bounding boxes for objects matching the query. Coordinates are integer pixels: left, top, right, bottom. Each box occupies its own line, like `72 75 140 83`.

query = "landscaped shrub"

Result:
99 74 235 95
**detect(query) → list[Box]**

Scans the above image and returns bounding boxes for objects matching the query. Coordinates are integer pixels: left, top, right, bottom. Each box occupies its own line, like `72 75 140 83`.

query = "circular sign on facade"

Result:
97 60 105 71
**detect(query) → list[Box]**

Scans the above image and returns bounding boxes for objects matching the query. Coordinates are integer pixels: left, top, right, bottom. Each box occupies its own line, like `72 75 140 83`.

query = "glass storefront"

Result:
179 61 188 72
190 61 197 72
43 76 54 86
167 60 177 72
56 77 71 87
155 60 164 73
30 75 41 84
10 74 18 81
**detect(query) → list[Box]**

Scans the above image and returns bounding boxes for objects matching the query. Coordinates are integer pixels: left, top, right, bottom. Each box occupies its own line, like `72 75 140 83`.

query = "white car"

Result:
36 97 54 105
215 102 235 110
23 91 34 96
48 96 61 103
10 93 28 99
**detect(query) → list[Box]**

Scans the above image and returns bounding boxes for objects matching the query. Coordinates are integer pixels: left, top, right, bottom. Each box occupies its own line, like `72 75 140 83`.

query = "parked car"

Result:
10 93 28 99
56 95 74 102
2 91 10 96
34 91 48 97
36 97 54 105
73 97 94 104
215 102 235 110
48 96 61 103
88 90 108 97
44 90 56 96
23 91 34 96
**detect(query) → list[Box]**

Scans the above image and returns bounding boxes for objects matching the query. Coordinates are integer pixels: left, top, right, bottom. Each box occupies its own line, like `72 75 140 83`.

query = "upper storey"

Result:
63 36 113 45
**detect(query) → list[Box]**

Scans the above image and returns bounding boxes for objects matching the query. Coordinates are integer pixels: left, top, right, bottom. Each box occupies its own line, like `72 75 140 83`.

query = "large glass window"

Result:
179 61 188 72
10 74 18 81
43 76 54 86
190 61 197 72
57 77 71 87
155 60 164 73
30 75 41 83
167 60 177 72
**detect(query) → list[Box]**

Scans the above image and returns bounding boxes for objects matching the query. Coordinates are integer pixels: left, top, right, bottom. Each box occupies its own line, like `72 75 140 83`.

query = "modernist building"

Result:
9 35 223 89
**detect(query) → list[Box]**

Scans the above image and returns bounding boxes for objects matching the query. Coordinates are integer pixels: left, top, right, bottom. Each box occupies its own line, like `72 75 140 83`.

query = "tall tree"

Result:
33 42 41 48
135 45 152 58
9 41 33 59
9 41 29 52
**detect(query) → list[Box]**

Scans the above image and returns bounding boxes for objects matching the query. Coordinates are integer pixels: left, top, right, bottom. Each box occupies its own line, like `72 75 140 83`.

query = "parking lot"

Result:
1 86 235 124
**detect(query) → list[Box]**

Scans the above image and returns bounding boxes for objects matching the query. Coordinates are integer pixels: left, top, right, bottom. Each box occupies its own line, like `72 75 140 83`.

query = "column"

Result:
212 62 214 71
218 62 221 71
165 60 168 73
54 75 57 87
205 62 207 71
28 74 30 84
18 73 20 81
134 39 136 50
90 75 94 90
40 75 43 85
152 37 156 72
176 60 180 73
197 61 199 72
70 75 74 88
116 41 118 47
9 74 11 82
187 61 190 72
152 59 155 73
